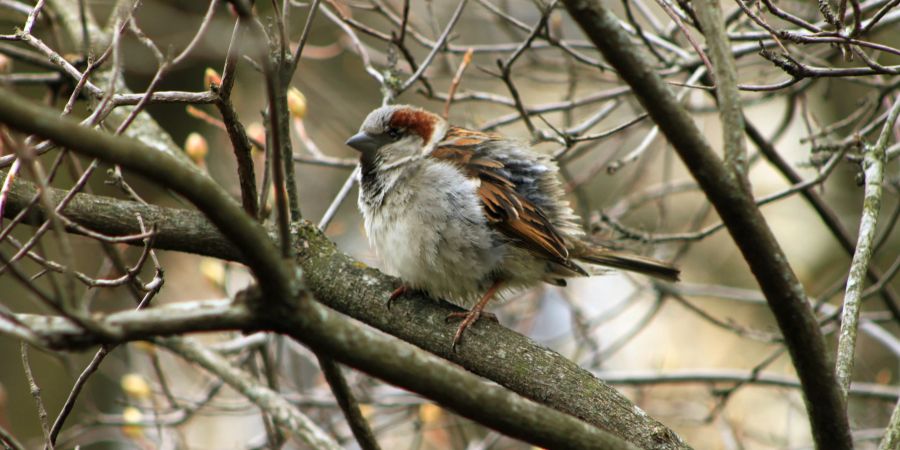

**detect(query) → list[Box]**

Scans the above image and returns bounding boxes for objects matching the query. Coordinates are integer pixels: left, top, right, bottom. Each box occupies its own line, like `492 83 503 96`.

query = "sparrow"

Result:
346 105 679 349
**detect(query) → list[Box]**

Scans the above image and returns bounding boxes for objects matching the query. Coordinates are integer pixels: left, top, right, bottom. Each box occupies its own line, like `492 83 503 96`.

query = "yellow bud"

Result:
550 14 563 37
133 341 156 354
0 54 11 74
358 403 373 419
120 374 151 400
200 257 226 286
287 87 307 119
204 68 222 90
261 185 277 218
419 403 442 423
184 132 208 164
121 406 144 438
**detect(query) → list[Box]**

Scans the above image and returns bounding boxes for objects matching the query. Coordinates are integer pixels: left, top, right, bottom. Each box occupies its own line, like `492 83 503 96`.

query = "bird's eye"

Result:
387 127 402 140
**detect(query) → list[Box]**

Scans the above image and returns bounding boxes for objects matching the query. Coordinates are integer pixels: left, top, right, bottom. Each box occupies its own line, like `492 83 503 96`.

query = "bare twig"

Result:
316 356 381 450
157 337 342 450
692 0 747 176
879 395 900 450
396 0 468 95
443 48 474 118
835 95 900 398
20 343 53 449
318 166 358 230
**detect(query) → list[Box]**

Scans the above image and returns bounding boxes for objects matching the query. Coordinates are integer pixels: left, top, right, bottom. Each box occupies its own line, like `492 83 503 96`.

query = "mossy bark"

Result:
4 176 689 449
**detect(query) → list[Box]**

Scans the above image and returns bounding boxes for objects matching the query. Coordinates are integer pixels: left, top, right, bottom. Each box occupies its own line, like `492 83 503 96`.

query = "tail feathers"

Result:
577 250 680 282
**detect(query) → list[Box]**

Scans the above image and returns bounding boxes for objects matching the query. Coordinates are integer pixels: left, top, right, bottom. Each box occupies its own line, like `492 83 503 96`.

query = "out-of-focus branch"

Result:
880 395 900 450
20 343 52 449
560 0 852 448
0 423 25 450
691 0 747 176
156 337 342 450
395 0 468 97
315 355 381 450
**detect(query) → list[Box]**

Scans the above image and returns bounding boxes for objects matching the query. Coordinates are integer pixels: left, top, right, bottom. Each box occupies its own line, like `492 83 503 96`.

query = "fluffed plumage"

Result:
347 105 679 347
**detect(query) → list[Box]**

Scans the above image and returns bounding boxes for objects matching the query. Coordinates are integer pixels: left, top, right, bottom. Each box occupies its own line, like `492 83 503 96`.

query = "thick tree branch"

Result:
0 87 294 301
293 223 689 448
1 174 690 450
12 295 640 450
560 0 852 448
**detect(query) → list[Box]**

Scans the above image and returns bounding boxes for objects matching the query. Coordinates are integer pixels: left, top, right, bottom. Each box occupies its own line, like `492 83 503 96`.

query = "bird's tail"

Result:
572 243 680 282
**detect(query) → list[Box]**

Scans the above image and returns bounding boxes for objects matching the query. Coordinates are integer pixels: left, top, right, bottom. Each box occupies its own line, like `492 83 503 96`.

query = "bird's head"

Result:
346 105 447 172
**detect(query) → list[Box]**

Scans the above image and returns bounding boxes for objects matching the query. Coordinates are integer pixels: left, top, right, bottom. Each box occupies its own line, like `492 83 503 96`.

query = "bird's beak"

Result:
345 132 380 153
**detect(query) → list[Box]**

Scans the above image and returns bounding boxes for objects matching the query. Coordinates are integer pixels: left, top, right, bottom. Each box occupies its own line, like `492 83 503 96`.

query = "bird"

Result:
346 104 679 349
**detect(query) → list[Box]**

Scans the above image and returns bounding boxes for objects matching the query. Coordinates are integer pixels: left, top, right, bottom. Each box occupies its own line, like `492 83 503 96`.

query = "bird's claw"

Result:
386 285 408 310
446 310 497 350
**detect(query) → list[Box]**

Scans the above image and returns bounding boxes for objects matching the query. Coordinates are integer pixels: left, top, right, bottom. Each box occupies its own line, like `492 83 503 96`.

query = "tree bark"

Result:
3 174 690 449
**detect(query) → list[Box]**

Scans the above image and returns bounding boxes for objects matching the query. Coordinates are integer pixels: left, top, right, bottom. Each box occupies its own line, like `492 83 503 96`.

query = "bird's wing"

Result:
430 127 578 269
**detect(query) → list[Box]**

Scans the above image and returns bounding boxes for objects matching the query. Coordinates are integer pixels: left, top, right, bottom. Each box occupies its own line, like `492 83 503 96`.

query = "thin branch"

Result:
20 342 53 449
316 356 381 450
318 166 358 230
691 0 747 176
599 369 900 401
443 47 474 118
835 95 900 398
289 0 322 76
47 346 110 446
396 0 468 95
879 394 900 450
0 423 25 450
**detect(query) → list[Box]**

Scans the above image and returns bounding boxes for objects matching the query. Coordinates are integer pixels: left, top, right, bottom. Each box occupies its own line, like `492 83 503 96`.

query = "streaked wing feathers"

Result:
431 127 572 265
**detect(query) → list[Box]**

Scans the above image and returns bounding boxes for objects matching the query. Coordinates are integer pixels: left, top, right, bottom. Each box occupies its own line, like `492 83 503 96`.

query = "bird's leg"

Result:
446 280 503 350
386 284 409 310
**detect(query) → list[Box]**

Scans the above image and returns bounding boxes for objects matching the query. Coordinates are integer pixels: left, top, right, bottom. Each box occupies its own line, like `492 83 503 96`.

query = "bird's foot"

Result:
386 285 410 310
445 310 498 350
